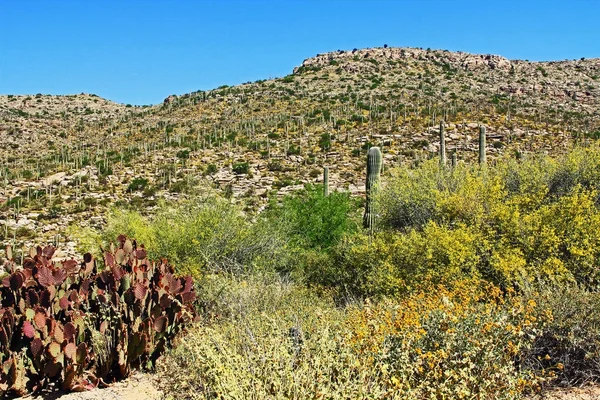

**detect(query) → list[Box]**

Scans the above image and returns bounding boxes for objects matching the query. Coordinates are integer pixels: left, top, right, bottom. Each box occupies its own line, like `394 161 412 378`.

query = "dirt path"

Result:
25 372 164 400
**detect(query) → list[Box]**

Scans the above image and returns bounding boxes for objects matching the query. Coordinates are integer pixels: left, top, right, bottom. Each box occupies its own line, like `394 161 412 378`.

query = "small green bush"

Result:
205 164 217 175
232 162 249 174
266 185 359 252
126 177 149 193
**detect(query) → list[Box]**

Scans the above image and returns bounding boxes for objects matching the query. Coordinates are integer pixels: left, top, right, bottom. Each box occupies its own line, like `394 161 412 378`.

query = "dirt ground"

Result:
25 372 164 400
528 385 600 400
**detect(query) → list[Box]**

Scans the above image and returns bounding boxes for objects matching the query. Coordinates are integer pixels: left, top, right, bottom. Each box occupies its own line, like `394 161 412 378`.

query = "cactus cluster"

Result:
0 235 196 396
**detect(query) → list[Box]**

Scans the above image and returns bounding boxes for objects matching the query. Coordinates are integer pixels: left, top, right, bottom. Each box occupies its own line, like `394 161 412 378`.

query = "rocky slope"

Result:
0 46 599 259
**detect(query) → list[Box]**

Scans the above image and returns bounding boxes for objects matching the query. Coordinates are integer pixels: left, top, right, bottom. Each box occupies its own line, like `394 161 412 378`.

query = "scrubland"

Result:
89 145 600 399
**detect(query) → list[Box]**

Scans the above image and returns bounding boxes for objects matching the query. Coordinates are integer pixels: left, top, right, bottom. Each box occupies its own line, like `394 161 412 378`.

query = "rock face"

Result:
295 47 515 73
0 46 598 250
462 53 513 71
163 95 178 105
295 47 599 107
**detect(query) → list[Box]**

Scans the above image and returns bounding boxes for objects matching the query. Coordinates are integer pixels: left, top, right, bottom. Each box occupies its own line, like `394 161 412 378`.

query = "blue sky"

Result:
1 0 599 105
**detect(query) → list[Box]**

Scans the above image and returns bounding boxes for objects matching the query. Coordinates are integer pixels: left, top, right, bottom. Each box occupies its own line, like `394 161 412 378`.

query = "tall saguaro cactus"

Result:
439 121 446 166
479 125 487 165
363 147 382 231
323 166 329 197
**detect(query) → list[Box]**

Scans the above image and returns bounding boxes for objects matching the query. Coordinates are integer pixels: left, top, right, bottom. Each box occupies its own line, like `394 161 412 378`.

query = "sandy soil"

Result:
528 385 600 400
24 372 164 400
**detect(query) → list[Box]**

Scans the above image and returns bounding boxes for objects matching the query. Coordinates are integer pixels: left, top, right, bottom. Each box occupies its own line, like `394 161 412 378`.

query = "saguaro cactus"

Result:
451 151 457 168
439 121 446 166
363 147 382 230
323 166 329 197
479 125 487 165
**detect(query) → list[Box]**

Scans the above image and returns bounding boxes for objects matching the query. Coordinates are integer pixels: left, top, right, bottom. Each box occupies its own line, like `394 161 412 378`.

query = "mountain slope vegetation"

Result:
2 47 598 255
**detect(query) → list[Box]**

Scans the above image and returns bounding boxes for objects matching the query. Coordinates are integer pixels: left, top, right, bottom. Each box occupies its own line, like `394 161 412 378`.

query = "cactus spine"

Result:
479 125 487 165
439 121 446 166
323 166 329 197
363 147 382 231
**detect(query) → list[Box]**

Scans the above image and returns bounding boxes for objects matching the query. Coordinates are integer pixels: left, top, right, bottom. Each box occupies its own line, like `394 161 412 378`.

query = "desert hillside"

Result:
0 46 599 255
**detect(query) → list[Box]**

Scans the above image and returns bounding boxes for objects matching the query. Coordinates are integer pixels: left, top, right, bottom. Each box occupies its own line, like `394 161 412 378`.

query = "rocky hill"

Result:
0 46 599 258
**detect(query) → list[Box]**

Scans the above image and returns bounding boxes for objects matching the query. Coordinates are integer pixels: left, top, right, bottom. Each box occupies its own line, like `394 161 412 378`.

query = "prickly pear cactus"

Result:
363 146 382 230
0 236 196 396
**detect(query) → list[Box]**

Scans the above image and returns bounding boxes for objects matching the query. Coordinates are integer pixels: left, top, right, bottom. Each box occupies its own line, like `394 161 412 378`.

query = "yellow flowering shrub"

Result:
345 280 550 399
308 224 481 298
541 188 600 284
369 145 600 291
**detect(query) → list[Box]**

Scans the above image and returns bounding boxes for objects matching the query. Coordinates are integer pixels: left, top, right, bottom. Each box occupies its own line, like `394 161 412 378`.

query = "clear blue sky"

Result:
1 0 599 105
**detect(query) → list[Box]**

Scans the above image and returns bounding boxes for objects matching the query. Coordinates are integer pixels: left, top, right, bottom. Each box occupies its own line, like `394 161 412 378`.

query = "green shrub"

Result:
126 177 149 193
266 185 359 252
102 193 287 277
232 162 249 174
205 164 217 175
286 144 301 155
318 133 331 151
176 149 190 163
